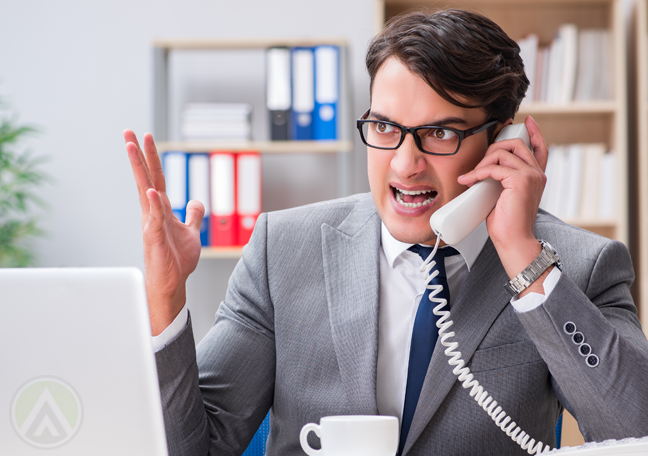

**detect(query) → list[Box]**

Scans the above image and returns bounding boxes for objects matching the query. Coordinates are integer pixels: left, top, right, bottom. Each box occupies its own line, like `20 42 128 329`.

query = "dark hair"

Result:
366 9 529 126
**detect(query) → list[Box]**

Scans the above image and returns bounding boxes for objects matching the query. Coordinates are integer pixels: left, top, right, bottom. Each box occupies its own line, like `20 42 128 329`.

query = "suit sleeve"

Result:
515 239 648 442
155 212 275 456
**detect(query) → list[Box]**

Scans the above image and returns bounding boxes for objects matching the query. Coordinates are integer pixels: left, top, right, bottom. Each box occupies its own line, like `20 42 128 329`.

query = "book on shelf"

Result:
188 153 211 246
161 151 188 223
181 102 252 141
291 47 315 140
519 25 612 104
540 143 615 222
599 151 616 219
266 47 292 141
210 152 237 246
236 152 262 246
313 45 339 141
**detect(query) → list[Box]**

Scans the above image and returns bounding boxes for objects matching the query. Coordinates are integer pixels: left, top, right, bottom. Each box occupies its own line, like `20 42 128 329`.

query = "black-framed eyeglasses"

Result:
356 109 498 156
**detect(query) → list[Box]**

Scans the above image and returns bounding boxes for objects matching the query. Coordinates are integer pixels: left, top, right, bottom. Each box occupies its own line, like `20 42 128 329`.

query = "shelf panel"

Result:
386 0 611 5
562 217 617 228
157 140 354 154
153 37 349 50
517 101 618 115
200 247 243 259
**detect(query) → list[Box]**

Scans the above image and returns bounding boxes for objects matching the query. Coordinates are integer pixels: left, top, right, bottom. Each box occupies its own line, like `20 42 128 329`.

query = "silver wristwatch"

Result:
505 240 562 296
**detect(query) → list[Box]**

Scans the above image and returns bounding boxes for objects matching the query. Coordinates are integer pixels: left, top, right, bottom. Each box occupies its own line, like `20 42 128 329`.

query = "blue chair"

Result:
555 413 563 449
242 413 271 456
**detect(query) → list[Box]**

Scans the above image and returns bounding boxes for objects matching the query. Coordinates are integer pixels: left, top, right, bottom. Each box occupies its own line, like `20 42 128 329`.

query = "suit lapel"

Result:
403 239 512 454
322 196 382 415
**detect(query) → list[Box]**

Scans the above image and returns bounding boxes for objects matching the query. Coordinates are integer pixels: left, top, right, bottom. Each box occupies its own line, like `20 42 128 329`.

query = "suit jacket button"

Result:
572 332 584 344
579 344 591 356
564 322 576 334
586 355 599 367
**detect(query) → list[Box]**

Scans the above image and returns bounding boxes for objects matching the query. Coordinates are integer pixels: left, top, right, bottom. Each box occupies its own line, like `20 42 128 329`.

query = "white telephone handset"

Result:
429 123 531 245
422 124 551 454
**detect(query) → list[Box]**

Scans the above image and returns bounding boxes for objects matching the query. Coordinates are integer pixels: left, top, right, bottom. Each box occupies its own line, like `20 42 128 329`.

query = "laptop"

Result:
0 267 168 456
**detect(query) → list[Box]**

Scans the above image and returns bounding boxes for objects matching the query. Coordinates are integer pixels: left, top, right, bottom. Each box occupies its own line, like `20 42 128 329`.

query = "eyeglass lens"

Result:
361 121 460 154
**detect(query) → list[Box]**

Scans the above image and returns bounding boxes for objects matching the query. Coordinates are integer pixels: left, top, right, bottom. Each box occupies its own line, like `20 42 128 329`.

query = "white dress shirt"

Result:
375 221 561 424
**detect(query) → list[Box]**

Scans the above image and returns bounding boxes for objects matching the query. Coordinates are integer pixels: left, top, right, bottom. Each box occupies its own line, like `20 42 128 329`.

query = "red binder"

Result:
210 152 237 246
236 151 262 245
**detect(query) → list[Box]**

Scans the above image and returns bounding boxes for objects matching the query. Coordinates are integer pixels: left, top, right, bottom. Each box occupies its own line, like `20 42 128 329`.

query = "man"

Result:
124 9 648 456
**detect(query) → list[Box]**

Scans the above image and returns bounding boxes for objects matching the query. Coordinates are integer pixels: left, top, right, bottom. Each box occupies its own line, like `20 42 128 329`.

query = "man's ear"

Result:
489 118 514 144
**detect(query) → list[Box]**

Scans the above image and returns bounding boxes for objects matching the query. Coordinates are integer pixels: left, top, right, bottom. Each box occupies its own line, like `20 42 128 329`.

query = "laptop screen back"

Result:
0 267 168 456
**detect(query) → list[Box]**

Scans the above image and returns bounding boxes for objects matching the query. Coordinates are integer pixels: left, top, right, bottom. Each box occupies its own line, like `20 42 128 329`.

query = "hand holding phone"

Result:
429 124 531 245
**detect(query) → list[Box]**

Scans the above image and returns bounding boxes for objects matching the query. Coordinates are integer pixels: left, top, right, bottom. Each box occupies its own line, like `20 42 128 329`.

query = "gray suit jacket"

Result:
155 193 648 455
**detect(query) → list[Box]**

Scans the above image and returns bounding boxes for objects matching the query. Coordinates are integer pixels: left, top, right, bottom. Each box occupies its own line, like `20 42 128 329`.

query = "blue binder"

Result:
188 153 211 246
314 45 339 140
162 151 188 223
291 47 314 140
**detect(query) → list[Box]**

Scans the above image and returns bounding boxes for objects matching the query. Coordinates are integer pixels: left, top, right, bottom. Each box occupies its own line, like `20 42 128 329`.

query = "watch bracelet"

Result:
505 241 559 295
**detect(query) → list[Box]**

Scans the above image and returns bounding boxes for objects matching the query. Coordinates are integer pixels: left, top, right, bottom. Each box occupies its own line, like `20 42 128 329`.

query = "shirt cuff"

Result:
151 305 189 353
510 266 562 313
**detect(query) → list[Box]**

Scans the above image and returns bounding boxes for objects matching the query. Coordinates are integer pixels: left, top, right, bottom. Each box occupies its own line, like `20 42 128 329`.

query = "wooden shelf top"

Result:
200 247 243 259
153 37 349 50
561 217 617 227
517 101 618 115
157 140 354 154
385 0 614 5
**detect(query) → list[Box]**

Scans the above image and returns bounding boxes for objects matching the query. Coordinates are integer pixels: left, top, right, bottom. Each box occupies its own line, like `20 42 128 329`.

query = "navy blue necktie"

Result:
398 245 460 455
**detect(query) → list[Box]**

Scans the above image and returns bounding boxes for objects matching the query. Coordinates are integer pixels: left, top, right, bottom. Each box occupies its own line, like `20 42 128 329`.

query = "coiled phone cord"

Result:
421 235 551 455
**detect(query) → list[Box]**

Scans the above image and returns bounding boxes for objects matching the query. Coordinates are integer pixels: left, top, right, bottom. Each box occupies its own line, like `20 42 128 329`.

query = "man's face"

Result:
367 57 495 245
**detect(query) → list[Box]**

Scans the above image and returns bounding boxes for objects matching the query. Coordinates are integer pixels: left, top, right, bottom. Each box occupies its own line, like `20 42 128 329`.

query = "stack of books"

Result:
518 25 612 104
540 143 615 220
180 103 252 141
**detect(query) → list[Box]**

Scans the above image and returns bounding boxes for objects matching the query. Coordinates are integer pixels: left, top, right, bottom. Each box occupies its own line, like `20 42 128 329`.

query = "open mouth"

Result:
392 186 437 208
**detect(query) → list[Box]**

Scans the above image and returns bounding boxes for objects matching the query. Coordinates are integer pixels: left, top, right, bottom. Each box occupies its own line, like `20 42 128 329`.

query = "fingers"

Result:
123 129 142 150
143 133 166 193
185 200 206 231
459 147 537 187
484 136 536 169
145 188 167 240
126 140 155 220
525 116 549 171
124 130 166 194
460 158 542 188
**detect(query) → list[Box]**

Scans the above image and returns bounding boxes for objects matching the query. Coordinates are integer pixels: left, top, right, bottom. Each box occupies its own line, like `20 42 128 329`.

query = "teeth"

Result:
394 187 435 208
399 189 429 195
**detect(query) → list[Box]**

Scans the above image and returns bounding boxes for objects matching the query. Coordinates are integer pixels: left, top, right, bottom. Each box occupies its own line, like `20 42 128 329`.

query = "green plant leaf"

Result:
0 99 48 267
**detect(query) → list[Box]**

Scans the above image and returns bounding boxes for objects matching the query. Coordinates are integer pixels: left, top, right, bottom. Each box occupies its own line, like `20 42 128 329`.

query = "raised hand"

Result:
124 130 205 335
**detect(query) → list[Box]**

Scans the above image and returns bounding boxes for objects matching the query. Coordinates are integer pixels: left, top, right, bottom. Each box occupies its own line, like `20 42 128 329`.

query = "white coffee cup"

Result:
299 415 398 456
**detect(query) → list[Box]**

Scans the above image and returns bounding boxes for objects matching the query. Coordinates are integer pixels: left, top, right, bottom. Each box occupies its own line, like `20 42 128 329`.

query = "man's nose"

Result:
390 132 427 179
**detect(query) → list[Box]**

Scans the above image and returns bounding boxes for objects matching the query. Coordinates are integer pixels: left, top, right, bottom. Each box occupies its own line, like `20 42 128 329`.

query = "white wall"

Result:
0 0 375 343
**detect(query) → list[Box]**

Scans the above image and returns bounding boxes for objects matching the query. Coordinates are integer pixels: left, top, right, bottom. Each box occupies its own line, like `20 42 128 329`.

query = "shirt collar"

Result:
381 220 488 271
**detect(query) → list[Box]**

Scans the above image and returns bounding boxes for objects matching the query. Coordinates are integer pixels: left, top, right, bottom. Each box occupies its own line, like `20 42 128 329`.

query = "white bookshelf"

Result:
157 140 353 154
631 0 648 336
152 38 354 259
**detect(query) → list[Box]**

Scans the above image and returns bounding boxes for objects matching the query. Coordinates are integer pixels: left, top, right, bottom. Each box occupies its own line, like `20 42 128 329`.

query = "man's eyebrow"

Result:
369 110 469 127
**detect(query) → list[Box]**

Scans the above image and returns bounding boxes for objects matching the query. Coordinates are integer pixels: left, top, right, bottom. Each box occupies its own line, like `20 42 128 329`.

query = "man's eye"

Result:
376 122 396 134
431 128 457 140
